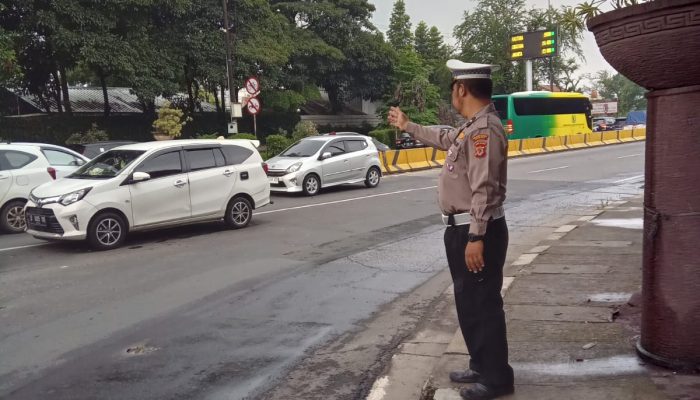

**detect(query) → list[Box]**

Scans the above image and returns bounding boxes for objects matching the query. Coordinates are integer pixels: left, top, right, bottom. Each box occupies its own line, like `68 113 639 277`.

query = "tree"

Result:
152 101 188 138
387 0 413 49
453 0 527 94
272 0 395 112
594 71 647 115
385 49 441 125
414 21 430 59
0 4 18 86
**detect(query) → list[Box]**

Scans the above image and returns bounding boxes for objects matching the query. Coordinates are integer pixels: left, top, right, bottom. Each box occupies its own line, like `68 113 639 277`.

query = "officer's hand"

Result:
388 107 409 131
465 241 485 273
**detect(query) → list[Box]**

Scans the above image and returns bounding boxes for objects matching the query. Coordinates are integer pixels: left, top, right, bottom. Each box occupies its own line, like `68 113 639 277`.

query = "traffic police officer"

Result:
388 60 513 400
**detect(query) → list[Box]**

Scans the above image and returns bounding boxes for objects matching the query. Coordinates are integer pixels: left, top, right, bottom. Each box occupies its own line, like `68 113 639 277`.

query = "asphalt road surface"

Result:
0 142 645 400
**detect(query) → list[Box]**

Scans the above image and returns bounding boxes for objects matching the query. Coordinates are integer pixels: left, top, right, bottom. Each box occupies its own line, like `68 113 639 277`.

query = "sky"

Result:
369 0 616 79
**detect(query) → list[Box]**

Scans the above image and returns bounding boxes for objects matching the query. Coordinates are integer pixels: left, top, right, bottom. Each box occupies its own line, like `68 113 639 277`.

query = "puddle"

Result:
590 218 643 230
588 292 633 303
513 355 645 377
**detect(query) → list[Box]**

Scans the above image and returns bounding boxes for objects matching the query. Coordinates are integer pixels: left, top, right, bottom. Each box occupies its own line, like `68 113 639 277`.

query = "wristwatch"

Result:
468 234 485 242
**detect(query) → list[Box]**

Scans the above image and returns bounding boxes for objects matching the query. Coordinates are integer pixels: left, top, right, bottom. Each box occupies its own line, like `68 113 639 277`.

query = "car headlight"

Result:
59 188 92 206
286 162 303 174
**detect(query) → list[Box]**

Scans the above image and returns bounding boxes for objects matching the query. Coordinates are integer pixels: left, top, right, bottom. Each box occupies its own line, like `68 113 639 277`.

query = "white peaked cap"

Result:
447 60 500 80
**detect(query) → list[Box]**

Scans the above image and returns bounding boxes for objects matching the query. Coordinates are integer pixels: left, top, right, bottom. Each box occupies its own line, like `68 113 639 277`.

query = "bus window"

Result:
493 97 509 119
513 97 591 116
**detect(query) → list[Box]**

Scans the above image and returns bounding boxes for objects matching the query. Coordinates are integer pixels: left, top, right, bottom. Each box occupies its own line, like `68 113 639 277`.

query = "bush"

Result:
195 133 221 139
368 128 395 148
291 120 318 141
152 101 188 138
65 123 109 144
266 134 292 157
228 133 257 140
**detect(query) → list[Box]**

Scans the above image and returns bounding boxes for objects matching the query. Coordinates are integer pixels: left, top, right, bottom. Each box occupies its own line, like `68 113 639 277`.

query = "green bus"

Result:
492 91 593 139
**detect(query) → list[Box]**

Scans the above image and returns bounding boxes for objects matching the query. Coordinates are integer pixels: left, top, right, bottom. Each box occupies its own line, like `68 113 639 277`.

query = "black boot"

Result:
459 383 514 400
449 369 481 383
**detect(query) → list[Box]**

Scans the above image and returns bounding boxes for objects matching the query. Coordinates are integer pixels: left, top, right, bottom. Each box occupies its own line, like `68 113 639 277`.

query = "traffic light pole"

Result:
526 60 533 91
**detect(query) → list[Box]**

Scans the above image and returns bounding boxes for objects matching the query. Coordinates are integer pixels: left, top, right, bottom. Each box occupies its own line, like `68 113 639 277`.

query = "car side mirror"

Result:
131 171 151 183
320 152 332 160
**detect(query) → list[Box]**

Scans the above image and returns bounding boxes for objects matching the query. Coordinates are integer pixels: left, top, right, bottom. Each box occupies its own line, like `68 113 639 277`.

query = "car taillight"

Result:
262 162 269 174
47 167 57 180
505 120 514 135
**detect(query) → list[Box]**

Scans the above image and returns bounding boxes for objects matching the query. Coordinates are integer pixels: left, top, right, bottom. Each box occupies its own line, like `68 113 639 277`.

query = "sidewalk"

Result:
371 197 700 400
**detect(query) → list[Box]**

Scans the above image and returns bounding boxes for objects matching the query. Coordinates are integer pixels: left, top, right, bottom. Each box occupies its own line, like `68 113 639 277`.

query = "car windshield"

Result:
280 140 325 157
69 150 145 179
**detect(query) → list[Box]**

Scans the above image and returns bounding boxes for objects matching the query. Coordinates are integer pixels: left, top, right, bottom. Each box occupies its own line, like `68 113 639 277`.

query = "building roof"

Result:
10 87 217 114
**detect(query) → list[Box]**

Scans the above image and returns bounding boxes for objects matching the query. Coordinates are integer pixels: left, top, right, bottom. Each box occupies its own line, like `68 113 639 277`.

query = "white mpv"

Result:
25 139 270 250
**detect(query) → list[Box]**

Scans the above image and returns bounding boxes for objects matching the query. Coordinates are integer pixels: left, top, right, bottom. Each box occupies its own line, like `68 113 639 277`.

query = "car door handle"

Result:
223 169 234 177
174 179 188 188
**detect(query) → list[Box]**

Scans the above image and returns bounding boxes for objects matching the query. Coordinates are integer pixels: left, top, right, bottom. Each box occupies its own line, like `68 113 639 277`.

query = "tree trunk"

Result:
59 64 72 115
193 80 203 113
213 83 221 113
327 86 343 113
98 68 110 117
184 64 195 114
51 70 63 114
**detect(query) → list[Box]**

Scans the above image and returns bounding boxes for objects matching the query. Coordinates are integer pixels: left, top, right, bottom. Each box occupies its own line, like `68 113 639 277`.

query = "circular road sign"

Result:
245 77 260 95
246 97 261 115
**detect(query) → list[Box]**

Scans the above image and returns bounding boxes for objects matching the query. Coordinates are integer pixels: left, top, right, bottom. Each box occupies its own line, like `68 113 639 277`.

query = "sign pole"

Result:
526 60 533 91
253 114 257 139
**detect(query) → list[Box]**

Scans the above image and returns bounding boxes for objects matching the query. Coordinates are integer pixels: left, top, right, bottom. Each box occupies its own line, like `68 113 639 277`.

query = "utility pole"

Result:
548 0 554 91
526 60 533 91
222 0 238 133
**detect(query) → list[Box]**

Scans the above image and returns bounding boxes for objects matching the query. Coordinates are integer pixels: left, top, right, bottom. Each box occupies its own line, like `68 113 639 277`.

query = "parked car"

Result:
67 141 137 159
592 117 616 132
396 132 424 149
25 139 270 250
0 143 89 233
396 125 453 148
265 133 382 196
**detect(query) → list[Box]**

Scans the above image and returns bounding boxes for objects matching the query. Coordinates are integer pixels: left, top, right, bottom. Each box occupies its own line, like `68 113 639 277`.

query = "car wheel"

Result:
365 167 381 188
1 200 27 233
87 212 127 250
225 196 252 229
302 174 320 196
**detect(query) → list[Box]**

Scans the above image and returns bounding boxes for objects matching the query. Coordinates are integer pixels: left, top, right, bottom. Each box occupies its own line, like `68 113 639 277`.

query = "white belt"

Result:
441 207 505 226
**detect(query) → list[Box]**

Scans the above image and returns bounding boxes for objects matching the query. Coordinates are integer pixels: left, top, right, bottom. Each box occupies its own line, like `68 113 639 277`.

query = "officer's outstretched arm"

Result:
467 129 496 236
404 122 457 151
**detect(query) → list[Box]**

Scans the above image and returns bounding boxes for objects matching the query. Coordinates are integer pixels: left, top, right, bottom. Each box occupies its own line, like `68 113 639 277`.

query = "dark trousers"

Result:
444 217 514 387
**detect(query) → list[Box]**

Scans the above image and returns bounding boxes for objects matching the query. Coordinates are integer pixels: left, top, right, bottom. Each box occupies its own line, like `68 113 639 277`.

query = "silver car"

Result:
266 134 382 196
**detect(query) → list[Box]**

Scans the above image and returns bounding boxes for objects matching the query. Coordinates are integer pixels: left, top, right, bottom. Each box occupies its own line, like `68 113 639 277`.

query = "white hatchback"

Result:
0 143 89 233
25 139 270 250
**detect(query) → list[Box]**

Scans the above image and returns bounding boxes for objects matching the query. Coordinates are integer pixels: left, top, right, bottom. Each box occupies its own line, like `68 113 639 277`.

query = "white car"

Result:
266 134 383 196
25 139 270 250
0 143 89 233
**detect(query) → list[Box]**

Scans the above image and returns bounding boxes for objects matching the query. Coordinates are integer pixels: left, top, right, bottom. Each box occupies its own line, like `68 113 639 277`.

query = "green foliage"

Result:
594 71 647 116
454 0 586 93
196 133 220 139
368 128 395 147
388 0 413 49
152 102 188 138
385 49 441 125
265 134 292 157
291 120 319 142
229 133 257 140
65 123 109 144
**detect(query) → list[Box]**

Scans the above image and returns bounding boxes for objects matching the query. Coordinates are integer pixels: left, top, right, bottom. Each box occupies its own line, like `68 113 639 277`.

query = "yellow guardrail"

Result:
377 130 645 175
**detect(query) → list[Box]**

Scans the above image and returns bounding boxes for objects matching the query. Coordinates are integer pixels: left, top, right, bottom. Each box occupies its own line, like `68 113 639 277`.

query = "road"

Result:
0 142 645 399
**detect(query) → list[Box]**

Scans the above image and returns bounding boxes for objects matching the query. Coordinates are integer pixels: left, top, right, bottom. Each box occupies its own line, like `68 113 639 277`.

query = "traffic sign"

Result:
246 97 261 115
245 76 260 95
510 30 558 60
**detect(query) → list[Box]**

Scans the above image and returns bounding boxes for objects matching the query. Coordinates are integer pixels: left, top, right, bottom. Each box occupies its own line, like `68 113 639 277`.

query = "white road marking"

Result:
259 186 437 215
0 243 47 253
528 165 569 174
617 153 642 159
613 174 644 183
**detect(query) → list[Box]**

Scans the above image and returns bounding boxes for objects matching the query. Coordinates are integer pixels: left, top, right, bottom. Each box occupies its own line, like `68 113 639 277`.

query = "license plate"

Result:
28 214 47 226
269 177 279 184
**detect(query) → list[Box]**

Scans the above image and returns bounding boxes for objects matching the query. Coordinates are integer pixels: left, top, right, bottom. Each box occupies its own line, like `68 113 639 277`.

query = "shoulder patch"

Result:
471 132 489 158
